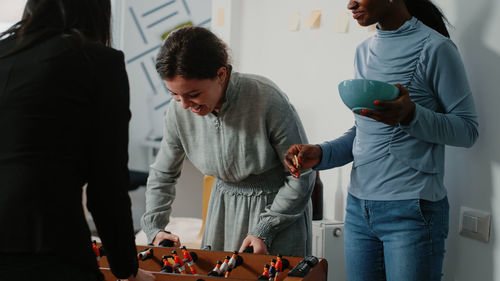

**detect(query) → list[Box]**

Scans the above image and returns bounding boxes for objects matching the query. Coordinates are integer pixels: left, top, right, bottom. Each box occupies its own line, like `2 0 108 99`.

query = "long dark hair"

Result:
403 0 450 38
0 0 112 58
156 26 230 80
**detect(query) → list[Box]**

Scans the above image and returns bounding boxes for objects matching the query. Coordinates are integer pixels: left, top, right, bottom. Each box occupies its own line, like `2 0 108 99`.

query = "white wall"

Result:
0 22 13 32
0 0 26 23
211 0 500 280
441 0 500 280
0 0 27 33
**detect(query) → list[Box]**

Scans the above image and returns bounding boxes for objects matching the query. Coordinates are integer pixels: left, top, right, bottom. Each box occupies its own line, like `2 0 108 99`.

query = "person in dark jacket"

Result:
0 1 154 280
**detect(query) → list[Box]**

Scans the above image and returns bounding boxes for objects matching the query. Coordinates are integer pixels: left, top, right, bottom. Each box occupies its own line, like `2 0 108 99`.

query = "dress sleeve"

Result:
85 50 138 279
314 126 356 170
399 40 479 147
248 93 315 248
140 104 186 244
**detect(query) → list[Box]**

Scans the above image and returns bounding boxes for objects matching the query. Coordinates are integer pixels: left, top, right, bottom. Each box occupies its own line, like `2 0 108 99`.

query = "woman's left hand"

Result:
239 235 267 254
360 84 415 126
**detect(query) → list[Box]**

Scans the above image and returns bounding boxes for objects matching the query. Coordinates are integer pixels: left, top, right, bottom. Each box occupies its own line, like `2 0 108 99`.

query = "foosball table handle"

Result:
158 239 174 247
242 246 254 253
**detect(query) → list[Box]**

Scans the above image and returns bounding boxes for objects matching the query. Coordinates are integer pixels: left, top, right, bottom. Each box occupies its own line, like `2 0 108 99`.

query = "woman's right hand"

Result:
284 144 322 177
152 231 181 248
122 269 156 281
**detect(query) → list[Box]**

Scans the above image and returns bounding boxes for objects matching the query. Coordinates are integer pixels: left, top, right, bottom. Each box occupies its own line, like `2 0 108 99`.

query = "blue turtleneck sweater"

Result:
315 17 478 201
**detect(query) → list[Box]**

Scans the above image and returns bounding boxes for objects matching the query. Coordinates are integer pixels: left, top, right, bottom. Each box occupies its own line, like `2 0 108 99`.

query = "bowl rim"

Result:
339 78 397 88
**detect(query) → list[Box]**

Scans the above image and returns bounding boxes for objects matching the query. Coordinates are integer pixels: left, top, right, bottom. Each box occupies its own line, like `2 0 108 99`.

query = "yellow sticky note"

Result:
334 11 350 33
304 10 321 29
217 8 225 27
288 12 301 31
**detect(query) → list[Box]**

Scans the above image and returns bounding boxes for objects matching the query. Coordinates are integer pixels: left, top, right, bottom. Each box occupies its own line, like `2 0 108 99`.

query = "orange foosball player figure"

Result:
269 258 277 280
258 264 270 280
92 241 105 266
171 250 187 274
161 255 174 273
276 255 283 273
181 246 197 274
276 254 290 274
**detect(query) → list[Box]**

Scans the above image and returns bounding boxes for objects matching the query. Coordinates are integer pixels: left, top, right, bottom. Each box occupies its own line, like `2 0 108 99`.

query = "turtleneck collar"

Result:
376 17 418 38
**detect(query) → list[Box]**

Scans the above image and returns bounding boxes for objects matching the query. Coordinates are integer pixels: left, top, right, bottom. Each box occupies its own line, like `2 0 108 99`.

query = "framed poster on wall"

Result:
112 0 212 169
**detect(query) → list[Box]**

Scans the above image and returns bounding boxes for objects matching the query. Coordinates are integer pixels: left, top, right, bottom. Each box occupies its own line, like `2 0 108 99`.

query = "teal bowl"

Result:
338 79 399 114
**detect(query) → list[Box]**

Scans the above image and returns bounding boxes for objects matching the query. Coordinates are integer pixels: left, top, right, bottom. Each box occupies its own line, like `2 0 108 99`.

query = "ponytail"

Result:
404 0 450 38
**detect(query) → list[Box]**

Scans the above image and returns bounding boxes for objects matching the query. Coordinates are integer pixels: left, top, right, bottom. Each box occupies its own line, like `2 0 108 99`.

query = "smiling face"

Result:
165 67 228 116
348 0 391 26
347 0 411 30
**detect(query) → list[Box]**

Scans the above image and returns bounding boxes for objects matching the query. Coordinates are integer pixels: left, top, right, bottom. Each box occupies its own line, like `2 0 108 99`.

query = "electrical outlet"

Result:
459 206 491 243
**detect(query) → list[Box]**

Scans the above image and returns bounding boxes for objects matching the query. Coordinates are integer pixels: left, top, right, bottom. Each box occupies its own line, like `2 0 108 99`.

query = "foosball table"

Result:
95 244 327 281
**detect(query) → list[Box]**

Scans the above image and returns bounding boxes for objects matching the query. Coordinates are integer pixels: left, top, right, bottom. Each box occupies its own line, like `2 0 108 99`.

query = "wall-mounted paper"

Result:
217 8 225 26
304 10 321 29
288 12 301 31
334 11 350 33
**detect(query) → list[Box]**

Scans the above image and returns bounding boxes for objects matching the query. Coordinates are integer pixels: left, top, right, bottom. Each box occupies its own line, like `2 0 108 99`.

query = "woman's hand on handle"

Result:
284 144 322 177
152 231 181 248
239 235 268 254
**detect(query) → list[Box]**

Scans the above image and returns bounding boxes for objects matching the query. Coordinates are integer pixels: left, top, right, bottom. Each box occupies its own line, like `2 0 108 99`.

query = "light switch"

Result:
459 206 491 243
462 214 478 233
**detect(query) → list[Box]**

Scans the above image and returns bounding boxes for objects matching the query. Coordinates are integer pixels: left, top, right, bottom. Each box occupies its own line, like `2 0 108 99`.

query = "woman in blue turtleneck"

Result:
285 0 478 280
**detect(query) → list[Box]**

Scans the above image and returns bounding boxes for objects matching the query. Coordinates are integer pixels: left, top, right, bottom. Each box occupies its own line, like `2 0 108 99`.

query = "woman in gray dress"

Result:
141 26 314 256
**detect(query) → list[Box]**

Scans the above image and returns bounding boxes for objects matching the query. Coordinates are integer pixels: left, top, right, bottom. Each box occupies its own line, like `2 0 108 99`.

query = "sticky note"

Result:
288 12 301 31
217 8 225 26
334 11 350 33
304 10 321 29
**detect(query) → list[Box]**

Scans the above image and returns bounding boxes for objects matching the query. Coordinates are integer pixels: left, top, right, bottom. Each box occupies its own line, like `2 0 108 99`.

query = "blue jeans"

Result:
344 193 449 281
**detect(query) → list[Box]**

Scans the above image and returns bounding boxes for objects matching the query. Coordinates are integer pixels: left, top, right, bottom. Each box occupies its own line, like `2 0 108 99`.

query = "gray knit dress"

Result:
141 72 315 256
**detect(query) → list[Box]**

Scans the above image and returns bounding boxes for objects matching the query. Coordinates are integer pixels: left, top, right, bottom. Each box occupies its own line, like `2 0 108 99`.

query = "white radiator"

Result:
312 220 346 281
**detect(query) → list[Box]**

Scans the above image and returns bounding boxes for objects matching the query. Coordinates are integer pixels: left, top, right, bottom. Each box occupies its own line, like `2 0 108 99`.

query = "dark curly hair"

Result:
156 26 230 80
